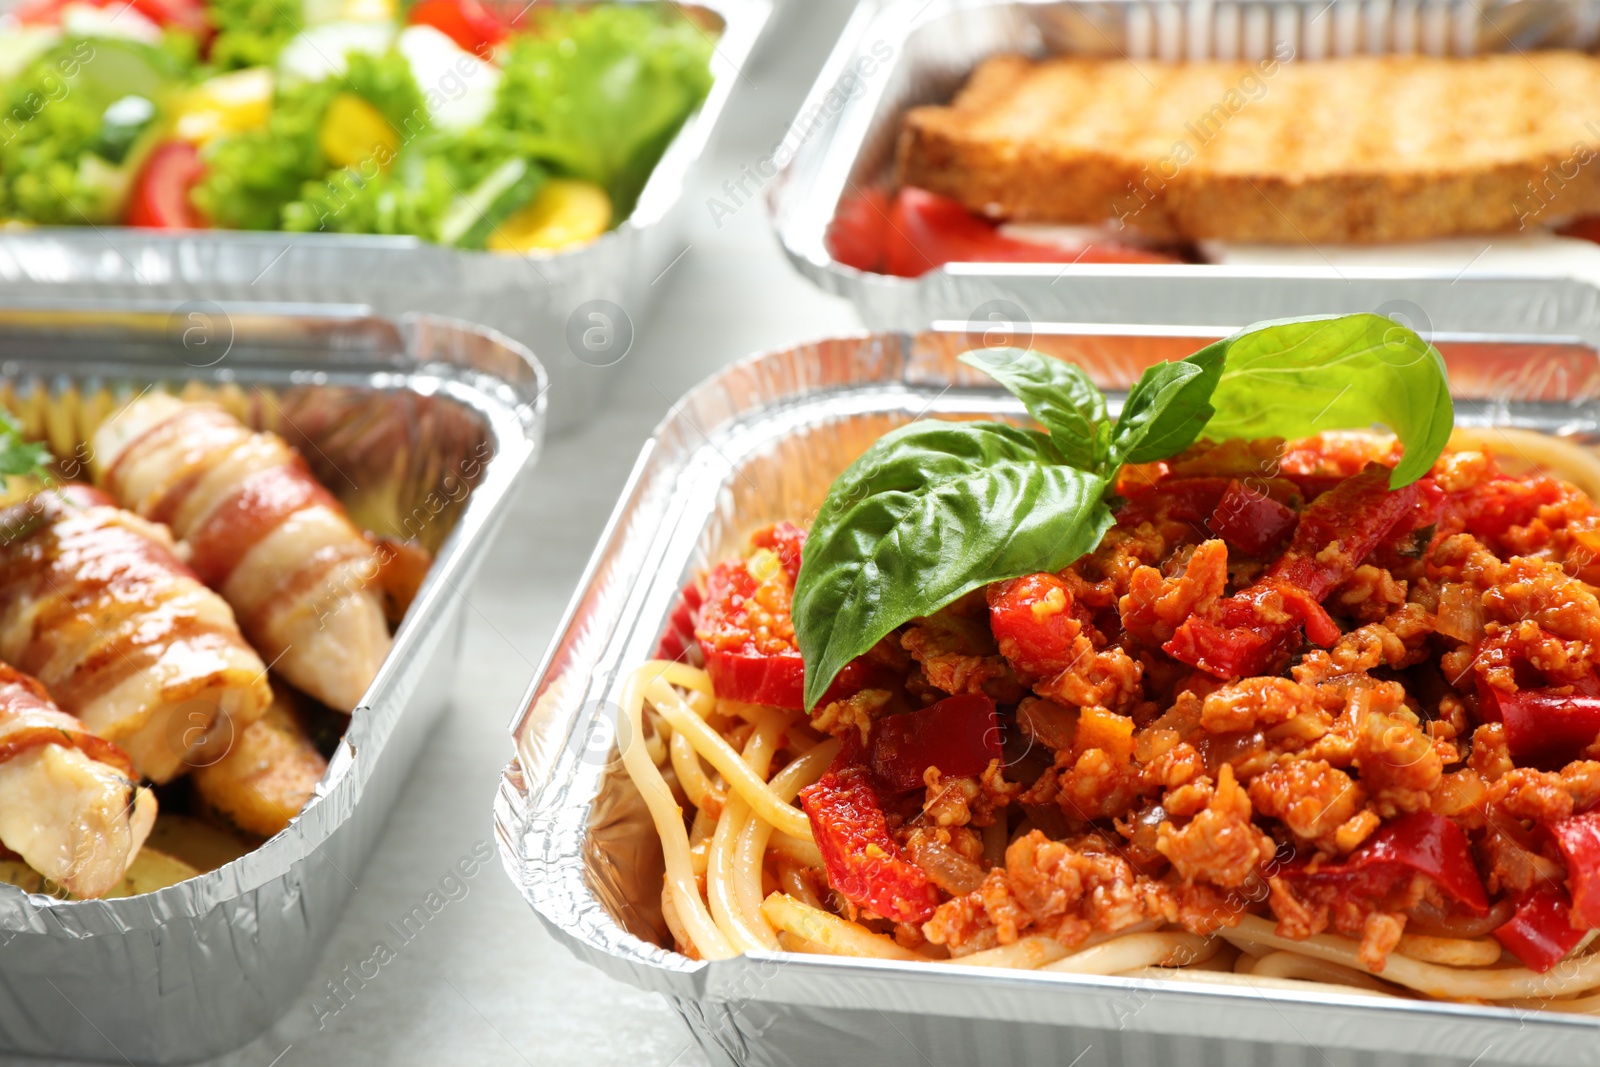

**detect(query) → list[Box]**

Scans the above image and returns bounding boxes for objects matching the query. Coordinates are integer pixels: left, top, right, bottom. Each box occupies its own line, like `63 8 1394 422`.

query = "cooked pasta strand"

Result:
1250 951 1402 994
1043 933 1218 975
1396 933 1503 969
947 936 1069 969
1222 915 1600 1000
646 676 812 840
620 664 734 959
760 893 921 961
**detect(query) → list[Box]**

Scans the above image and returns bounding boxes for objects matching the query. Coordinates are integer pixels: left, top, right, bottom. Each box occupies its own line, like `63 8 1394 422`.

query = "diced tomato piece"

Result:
826 188 891 274
1494 885 1587 972
1281 811 1488 916
126 142 207 229
799 765 941 923
1481 686 1600 764
406 0 509 53
878 187 1179 279
1114 477 1233 529
1208 479 1298 556
1552 811 1600 929
695 536 805 707
1163 581 1337 679
869 693 1001 793
986 572 1081 678
750 521 806 581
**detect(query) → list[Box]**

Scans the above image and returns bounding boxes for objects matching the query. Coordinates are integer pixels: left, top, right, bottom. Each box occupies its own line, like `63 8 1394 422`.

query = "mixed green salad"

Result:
0 0 716 250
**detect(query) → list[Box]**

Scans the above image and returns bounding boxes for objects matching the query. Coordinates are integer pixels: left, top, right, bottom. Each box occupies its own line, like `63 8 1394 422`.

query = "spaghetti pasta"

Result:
616 424 1600 1017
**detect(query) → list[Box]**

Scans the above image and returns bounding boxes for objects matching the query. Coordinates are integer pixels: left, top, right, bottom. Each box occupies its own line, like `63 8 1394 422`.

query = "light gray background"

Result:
111 1 858 1064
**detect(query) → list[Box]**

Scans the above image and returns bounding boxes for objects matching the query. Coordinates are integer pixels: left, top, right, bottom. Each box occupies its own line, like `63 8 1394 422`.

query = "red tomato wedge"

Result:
126 142 207 230
828 187 1182 278
1494 884 1587 972
869 693 1001 793
1280 810 1489 916
407 0 509 53
799 764 941 923
13 0 206 33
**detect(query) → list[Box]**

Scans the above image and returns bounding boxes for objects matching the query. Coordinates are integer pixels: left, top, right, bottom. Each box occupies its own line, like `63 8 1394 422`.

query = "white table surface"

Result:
143 4 865 1064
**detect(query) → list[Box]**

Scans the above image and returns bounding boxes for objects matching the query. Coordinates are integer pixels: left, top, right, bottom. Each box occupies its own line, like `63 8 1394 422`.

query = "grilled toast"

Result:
897 52 1600 243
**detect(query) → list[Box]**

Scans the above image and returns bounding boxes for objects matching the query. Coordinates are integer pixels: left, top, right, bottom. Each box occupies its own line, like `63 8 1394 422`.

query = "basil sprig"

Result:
793 313 1454 710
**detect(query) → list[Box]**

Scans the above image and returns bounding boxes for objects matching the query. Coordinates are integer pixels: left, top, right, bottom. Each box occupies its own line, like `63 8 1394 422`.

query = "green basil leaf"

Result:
1109 344 1225 467
795 420 1114 710
1201 314 1453 488
958 348 1108 470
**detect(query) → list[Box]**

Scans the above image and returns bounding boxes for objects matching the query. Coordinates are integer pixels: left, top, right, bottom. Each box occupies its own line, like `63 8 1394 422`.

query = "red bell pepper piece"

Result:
1207 479 1299 557
1494 885 1587 972
1267 465 1420 599
1552 810 1600 929
1114 477 1234 529
406 0 509 53
875 188 1180 279
1166 465 1415 678
653 582 703 662
987 572 1082 678
799 764 941 923
126 142 207 230
1280 811 1489 916
1481 687 1600 764
869 693 1001 793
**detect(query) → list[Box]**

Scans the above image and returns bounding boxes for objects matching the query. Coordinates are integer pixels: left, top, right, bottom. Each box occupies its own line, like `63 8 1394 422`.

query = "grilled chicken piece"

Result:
193 688 327 838
0 486 272 783
93 394 391 713
0 664 156 898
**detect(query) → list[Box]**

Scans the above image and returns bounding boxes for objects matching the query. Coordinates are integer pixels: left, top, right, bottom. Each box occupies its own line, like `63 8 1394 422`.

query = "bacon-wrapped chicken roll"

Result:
0 664 156 898
93 395 391 713
0 486 272 783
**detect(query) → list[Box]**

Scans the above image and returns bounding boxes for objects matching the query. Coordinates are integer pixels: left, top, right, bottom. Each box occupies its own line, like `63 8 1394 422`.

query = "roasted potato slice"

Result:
192 690 328 839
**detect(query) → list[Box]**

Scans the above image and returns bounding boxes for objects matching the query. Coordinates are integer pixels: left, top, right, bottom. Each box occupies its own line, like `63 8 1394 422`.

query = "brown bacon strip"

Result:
92 395 393 713
0 661 156 898
0 486 272 783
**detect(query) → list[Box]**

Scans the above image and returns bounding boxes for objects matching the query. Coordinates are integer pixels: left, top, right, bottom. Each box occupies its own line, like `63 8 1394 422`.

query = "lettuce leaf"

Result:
489 5 714 216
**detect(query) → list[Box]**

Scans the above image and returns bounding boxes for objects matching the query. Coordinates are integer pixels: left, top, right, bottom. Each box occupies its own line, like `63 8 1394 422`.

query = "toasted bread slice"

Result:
897 52 1600 243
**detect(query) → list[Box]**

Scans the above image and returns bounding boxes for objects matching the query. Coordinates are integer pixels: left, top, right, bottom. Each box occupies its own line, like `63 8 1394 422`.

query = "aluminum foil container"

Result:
497 323 1600 1067
0 303 544 1065
769 0 1600 337
0 0 767 439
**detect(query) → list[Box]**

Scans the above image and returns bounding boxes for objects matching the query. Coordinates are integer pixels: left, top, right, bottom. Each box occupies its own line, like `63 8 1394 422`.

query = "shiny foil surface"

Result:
767 0 1600 338
0 306 545 1064
0 0 768 439
497 327 1600 1067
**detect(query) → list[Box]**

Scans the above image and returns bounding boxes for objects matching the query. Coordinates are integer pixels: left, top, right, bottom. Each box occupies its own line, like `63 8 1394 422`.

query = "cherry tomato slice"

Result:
406 0 509 54
126 141 207 229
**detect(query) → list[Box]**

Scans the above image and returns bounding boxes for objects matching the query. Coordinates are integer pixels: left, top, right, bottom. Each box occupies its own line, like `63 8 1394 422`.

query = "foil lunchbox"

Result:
497 321 1600 1067
0 302 544 1064
768 0 1600 338
0 0 768 438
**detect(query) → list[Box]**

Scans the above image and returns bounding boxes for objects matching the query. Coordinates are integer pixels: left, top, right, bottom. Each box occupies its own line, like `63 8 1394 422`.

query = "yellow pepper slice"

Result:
489 179 612 253
174 67 274 146
318 93 400 172
340 0 397 20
